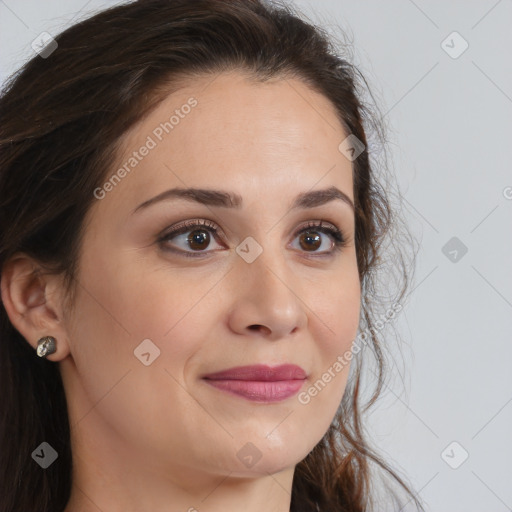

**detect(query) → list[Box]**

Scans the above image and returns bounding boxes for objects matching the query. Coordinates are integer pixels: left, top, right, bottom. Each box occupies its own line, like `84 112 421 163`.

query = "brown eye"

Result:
290 221 346 255
158 219 224 257
298 231 322 251
187 229 211 251
158 219 347 259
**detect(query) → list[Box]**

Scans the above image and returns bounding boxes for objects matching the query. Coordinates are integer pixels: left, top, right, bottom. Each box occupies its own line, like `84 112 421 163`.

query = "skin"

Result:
2 71 361 512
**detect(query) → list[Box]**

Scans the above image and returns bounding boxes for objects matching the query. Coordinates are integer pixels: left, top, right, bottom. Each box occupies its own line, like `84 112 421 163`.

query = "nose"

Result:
227 248 308 341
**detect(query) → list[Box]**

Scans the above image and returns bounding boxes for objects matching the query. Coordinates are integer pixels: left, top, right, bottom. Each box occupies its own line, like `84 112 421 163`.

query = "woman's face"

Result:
60 71 361 483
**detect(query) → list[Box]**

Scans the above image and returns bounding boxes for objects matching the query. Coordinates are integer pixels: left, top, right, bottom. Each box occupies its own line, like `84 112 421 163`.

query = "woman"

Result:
0 1 424 510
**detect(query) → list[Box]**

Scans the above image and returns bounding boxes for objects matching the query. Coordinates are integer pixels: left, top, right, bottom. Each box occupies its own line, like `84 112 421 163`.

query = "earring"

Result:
36 336 57 358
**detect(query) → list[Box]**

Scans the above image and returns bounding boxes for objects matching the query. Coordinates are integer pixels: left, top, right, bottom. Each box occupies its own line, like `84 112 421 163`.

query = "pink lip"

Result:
202 364 307 402
203 364 307 381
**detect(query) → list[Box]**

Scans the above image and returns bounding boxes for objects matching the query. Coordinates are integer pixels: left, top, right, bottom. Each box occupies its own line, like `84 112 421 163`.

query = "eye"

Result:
157 219 348 258
158 219 224 258
289 220 347 256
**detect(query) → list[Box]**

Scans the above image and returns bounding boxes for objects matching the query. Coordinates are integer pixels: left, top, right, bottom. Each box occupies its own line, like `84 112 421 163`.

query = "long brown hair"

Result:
0 1 424 510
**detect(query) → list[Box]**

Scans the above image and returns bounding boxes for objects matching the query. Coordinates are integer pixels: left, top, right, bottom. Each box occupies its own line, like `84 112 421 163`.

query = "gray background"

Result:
1 1 511 510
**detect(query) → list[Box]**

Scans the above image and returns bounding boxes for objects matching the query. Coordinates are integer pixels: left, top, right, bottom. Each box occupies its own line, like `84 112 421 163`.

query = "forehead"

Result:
91 71 354 220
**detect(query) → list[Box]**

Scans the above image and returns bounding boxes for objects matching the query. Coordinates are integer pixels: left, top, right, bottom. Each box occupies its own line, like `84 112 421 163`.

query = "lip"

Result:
202 364 307 381
202 364 307 402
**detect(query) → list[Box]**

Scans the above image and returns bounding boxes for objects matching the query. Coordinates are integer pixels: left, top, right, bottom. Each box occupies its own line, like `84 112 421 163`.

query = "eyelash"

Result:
157 219 348 258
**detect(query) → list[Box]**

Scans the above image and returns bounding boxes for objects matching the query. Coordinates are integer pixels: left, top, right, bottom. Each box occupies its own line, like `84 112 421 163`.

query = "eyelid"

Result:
158 218 223 240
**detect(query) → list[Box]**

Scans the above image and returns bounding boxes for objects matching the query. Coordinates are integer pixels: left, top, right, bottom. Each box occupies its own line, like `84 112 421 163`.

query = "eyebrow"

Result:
132 185 355 214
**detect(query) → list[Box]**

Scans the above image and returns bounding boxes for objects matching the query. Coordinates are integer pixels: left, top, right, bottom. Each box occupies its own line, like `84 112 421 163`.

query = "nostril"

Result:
247 324 273 336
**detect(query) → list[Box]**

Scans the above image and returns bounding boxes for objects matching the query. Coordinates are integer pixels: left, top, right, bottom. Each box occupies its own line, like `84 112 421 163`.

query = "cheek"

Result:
312 268 361 355
64 265 219 466
72 245 209 344
303 270 361 409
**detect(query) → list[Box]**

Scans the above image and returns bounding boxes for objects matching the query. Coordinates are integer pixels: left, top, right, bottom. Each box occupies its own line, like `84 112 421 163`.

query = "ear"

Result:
0 253 71 361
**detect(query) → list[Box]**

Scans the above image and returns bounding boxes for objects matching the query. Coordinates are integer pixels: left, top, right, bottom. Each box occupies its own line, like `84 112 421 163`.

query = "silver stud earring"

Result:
36 336 57 358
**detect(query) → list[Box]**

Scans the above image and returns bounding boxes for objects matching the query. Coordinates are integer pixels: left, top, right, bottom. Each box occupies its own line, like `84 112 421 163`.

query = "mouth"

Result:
201 364 307 402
